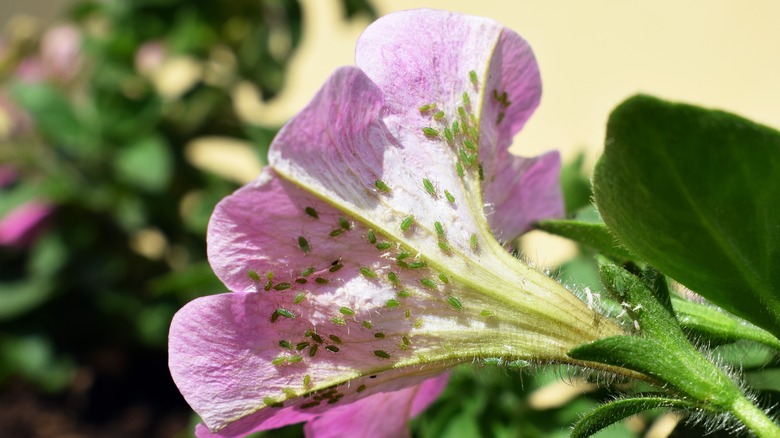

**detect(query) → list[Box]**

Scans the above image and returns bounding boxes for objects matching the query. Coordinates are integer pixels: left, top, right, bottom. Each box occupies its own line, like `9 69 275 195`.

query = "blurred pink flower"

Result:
16 24 82 83
169 9 621 438
135 40 167 76
0 200 53 247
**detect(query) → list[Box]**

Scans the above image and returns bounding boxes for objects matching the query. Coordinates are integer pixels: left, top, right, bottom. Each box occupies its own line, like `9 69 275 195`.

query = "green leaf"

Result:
0 280 54 321
536 220 636 263
560 152 593 215
593 95 780 337
113 135 173 192
571 397 700 438
672 296 780 351
9 83 98 157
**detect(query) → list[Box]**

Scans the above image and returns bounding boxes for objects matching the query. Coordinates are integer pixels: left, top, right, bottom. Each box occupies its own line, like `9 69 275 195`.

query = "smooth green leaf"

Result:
9 83 98 157
593 95 780 336
113 135 173 192
536 220 635 263
0 280 55 321
672 296 780 351
560 152 593 215
571 397 700 438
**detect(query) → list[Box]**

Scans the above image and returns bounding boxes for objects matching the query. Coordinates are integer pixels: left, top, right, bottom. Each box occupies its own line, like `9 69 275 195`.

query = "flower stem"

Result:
730 396 780 438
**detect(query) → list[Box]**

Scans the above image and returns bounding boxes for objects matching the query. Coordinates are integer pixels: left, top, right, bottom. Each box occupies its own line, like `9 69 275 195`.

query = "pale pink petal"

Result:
354 9 561 238
170 289 449 436
303 374 449 438
484 151 563 241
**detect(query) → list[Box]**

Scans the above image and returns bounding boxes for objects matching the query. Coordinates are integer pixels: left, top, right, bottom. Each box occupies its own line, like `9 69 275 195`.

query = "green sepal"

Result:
598 263 678 338
570 396 701 438
536 220 636 263
593 95 780 337
672 296 780 351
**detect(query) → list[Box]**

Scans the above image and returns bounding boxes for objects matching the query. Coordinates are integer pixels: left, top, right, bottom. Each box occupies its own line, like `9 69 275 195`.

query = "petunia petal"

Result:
302 374 449 438
354 9 559 239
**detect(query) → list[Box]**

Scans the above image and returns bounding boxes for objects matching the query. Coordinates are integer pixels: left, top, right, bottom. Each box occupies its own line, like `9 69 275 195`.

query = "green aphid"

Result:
289 355 303 363
438 240 450 252
295 278 308 284
402 336 411 346
409 260 426 269
434 221 445 237
303 374 311 388
469 70 478 85
263 397 284 408
405 309 411 318
310 332 324 344
497 111 505 124
331 317 346 326
367 229 376 244
396 260 410 269
247 270 261 281
396 252 411 260
469 125 479 139
480 309 495 317
420 278 437 289
397 290 412 298
376 242 393 250
444 127 454 143
433 110 445 120
464 139 476 151
276 308 295 319
293 293 306 304
452 120 460 135
438 273 449 284
359 267 378 278
374 350 391 359
400 215 415 231
356 384 367 393
301 267 315 277
329 263 344 273
272 356 287 366
470 233 478 252
422 127 439 137
374 332 386 339
375 180 391 193
304 206 319 219
444 190 456 203
309 344 319 357
340 306 355 316
264 280 273 291
478 163 484 181
325 345 340 353
329 229 344 237
414 318 424 328
273 282 292 291
456 162 464 178
447 296 463 310
458 106 467 121
338 217 351 230
329 334 343 345
418 103 437 113
385 299 400 308
388 271 400 285
315 277 329 285
423 178 436 196
296 342 310 351
279 340 292 349
298 236 310 254
462 92 470 106
362 320 374 329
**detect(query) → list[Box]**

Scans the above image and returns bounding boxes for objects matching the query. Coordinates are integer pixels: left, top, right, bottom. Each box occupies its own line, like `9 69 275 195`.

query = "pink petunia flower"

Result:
169 9 623 438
